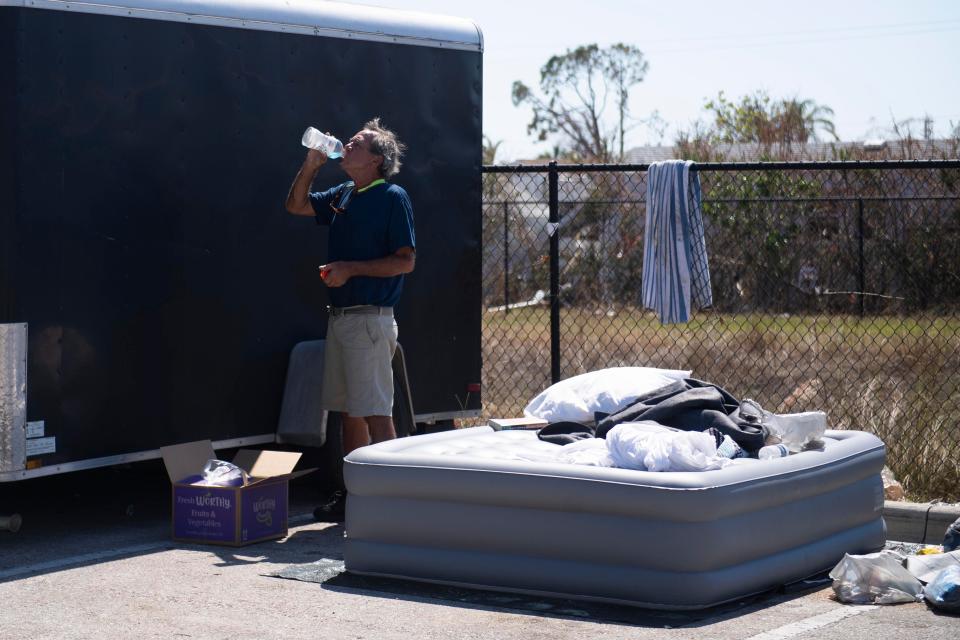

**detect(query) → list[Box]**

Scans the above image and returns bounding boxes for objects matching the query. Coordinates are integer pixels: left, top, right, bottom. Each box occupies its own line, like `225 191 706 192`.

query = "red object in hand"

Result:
320 267 331 280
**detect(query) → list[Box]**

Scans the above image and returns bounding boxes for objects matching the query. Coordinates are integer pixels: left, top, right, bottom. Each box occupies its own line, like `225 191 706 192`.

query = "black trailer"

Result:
0 0 483 481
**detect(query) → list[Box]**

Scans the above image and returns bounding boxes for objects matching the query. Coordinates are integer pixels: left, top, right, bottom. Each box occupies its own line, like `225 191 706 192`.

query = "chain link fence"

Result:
481 160 960 501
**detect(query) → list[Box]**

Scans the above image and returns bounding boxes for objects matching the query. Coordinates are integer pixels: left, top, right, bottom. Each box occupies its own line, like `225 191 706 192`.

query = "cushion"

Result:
523 366 690 423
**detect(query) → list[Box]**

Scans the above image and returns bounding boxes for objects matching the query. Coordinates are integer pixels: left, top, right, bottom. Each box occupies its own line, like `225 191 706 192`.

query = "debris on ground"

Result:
882 466 906 501
829 551 923 604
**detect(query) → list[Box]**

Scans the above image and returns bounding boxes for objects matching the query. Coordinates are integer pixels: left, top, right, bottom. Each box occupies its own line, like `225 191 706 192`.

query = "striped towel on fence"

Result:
642 160 712 324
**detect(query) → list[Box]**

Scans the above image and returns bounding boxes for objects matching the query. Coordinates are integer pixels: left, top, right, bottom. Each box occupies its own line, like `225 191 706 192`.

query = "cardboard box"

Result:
160 440 315 547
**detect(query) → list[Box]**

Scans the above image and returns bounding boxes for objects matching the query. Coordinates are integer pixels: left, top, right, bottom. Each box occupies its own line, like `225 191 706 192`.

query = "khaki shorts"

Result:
321 312 398 417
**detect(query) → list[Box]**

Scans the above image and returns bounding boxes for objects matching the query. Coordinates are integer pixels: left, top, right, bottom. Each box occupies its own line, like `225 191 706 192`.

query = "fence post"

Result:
857 197 865 317
503 201 510 314
549 161 561 384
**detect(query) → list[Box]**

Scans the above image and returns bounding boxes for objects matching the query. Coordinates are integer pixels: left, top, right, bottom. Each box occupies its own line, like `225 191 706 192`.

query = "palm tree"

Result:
483 136 503 165
777 98 839 144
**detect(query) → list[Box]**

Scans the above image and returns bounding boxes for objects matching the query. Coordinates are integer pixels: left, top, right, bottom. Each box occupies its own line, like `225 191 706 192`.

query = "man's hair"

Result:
364 117 406 178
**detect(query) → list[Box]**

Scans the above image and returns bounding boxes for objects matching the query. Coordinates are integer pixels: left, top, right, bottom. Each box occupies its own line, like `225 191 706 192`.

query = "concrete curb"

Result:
883 501 960 544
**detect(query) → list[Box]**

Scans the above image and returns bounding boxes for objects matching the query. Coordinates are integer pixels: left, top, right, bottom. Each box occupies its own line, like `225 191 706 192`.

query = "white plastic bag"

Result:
605 422 732 472
523 367 690 423
557 438 615 467
829 551 924 604
905 549 960 584
195 459 247 487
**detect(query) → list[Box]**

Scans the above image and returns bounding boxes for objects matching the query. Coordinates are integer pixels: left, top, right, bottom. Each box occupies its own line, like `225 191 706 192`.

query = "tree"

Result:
483 136 503 165
679 90 839 152
511 43 648 162
702 91 778 145
778 98 838 144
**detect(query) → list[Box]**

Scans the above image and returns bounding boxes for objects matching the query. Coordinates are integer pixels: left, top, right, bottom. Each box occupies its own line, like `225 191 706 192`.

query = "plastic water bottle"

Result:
766 411 827 453
757 444 790 460
301 127 343 159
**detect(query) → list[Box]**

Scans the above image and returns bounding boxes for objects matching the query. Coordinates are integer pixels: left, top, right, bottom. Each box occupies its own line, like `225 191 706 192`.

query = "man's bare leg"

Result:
342 415 395 450
315 414 394 522
315 414 369 522
341 414 372 454
365 415 397 443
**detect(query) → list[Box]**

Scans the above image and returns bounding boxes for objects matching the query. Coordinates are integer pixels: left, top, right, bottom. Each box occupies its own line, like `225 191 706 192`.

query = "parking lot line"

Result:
745 605 878 640
0 542 170 581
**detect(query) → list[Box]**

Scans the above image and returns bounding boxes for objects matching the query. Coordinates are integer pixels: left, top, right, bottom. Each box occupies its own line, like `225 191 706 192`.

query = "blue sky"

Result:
358 0 960 161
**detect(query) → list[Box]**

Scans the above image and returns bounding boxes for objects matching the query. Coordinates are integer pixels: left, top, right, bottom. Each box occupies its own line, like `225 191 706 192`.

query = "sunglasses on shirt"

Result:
329 189 354 215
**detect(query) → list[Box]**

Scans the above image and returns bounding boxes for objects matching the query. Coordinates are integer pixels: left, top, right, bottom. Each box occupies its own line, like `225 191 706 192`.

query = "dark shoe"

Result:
313 490 346 522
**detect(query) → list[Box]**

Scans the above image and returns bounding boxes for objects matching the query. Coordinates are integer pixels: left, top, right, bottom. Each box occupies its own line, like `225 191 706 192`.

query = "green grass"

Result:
480 306 960 502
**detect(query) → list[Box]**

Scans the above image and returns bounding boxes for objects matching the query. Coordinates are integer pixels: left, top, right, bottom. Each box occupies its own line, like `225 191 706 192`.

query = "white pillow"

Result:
523 367 691 424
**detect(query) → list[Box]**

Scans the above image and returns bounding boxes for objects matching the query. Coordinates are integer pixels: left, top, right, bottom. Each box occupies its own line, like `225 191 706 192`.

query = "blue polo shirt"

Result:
309 180 416 308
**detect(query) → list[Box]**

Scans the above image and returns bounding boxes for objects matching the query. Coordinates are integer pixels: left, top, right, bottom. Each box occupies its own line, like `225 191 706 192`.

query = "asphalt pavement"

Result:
0 461 956 639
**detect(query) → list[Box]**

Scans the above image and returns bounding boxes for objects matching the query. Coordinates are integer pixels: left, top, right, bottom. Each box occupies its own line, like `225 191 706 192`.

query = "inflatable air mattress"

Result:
343 426 885 609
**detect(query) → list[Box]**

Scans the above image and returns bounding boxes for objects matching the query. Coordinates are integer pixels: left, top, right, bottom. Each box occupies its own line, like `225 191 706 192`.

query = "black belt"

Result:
327 305 393 317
